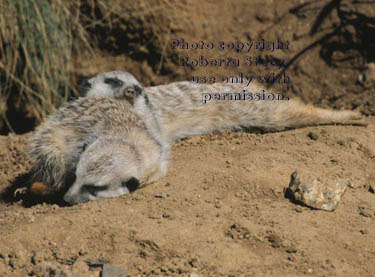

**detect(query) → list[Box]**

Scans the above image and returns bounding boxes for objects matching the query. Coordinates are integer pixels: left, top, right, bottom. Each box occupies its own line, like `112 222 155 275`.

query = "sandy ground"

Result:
0 0 374 276
0 117 374 276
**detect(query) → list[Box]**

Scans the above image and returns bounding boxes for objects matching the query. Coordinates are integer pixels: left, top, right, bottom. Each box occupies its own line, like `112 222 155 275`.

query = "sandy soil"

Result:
0 119 374 276
0 0 374 276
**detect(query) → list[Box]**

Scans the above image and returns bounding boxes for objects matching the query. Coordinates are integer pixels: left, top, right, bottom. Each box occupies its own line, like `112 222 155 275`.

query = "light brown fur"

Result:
136 81 366 141
27 71 367 204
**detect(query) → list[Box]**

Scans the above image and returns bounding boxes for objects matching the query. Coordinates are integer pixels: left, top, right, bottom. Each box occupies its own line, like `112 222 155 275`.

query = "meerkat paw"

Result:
14 187 28 197
341 111 368 126
344 118 368 127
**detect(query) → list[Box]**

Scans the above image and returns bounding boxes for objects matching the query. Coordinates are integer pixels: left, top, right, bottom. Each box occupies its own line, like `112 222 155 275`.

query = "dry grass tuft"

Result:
0 0 94 131
0 0 193 133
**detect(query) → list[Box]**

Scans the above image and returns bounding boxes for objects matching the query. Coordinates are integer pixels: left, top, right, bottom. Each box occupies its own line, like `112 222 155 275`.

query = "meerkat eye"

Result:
81 184 109 196
104 77 124 88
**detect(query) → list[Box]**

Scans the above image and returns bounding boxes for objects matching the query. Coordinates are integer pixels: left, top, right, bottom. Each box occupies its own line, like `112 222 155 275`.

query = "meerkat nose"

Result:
63 191 84 205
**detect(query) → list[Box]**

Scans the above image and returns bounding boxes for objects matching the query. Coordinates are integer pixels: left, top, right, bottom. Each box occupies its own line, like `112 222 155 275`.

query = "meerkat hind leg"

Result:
292 105 368 127
259 100 368 132
29 182 54 196
318 109 367 126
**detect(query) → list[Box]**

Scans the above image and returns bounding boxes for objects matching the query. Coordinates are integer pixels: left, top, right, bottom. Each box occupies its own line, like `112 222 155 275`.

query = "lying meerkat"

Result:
26 71 147 198
24 71 367 204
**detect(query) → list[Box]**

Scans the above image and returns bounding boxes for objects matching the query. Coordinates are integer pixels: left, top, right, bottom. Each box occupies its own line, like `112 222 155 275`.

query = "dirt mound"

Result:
0 0 374 276
0 119 374 276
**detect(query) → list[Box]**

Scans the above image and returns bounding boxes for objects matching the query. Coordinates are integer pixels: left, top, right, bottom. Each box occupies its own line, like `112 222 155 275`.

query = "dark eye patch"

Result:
121 177 139 192
133 85 143 95
104 77 124 88
81 184 109 196
78 79 92 96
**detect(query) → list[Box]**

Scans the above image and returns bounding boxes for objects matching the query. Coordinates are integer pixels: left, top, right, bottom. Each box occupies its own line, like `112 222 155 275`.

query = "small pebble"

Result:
369 185 374 194
101 263 129 277
307 132 318 140
154 193 168 198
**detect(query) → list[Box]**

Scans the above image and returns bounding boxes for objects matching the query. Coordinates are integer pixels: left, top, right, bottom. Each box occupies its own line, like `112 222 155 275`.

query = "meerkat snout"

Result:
78 79 92 96
122 177 140 192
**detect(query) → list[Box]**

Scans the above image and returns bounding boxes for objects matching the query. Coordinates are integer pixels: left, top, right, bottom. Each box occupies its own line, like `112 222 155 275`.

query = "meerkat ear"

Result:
121 177 139 192
78 79 92 96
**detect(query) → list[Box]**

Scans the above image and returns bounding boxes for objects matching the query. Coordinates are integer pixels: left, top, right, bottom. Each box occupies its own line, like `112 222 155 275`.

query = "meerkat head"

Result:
79 71 144 104
63 137 141 205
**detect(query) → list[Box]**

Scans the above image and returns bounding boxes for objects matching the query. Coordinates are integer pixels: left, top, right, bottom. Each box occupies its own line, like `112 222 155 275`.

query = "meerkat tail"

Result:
183 99 365 137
